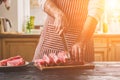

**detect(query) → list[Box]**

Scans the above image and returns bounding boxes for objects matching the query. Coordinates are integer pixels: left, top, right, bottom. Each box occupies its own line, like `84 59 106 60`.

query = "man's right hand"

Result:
44 0 69 35
54 13 68 36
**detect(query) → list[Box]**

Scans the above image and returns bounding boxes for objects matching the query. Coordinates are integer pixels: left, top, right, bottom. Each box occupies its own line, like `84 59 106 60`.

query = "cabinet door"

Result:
94 48 108 61
109 38 120 61
94 38 108 61
2 38 39 61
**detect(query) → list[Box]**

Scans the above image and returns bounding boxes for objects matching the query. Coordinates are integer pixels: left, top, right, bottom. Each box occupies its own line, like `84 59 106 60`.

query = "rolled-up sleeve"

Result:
88 0 105 21
38 0 47 10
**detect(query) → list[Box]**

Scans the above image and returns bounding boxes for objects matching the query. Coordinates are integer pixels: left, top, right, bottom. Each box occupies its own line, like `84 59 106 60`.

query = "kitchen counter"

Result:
0 62 120 80
94 33 120 38
0 32 40 38
1 32 120 38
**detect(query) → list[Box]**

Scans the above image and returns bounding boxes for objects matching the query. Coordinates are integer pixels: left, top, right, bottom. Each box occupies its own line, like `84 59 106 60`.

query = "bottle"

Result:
102 13 108 33
26 17 31 33
30 16 35 29
103 22 108 33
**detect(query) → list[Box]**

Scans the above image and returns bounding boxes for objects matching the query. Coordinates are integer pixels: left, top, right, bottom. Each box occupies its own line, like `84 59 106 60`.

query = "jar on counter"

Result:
103 22 108 33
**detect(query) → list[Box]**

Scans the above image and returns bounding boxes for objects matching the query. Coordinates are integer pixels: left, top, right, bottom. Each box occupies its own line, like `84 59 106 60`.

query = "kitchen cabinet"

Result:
94 34 120 61
94 37 108 61
94 48 108 61
0 34 39 61
108 38 120 61
2 38 38 61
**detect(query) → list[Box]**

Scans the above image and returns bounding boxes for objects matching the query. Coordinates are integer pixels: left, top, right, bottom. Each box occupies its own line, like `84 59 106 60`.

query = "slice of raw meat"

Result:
43 54 52 65
48 53 61 65
7 58 25 66
8 55 21 61
0 59 8 66
34 59 45 66
57 51 68 63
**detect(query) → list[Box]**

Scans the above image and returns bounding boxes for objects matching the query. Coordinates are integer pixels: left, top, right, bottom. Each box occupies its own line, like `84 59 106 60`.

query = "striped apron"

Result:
33 0 94 62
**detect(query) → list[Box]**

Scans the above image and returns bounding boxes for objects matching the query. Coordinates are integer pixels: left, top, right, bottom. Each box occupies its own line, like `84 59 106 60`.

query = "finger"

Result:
53 22 59 33
59 29 64 36
74 47 79 62
63 27 66 33
78 48 82 62
71 48 75 60
59 27 66 36
69 50 72 58
80 48 84 63
54 21 61 34
77 48 80 62
56 25 62 34
55 26 58 33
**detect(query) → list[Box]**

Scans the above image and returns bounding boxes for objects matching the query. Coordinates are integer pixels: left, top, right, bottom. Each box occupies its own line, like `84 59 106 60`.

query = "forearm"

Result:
78 0 105 46
44 0 64 18
77 16 97 45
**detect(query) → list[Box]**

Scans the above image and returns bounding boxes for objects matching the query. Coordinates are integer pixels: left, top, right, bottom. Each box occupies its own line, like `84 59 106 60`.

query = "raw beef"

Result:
48 53 61 65
7 58 25 66
34 59 45 66
0 59 8 66
43 54 52 65
0 55 25 66
57 51 68 63
34 51 84 67
8 55 21 61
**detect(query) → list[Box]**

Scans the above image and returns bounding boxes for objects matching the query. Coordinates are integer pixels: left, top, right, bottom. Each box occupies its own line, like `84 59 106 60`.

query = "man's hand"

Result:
44 0 68 36
71 42 84 62
54 14 68 36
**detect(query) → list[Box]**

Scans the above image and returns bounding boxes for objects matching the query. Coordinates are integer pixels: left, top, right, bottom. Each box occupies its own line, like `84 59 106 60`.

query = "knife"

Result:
48 24 71 59
60 33 71 59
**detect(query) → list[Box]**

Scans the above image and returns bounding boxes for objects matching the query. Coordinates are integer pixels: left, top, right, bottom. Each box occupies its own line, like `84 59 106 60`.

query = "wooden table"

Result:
0 62 120 80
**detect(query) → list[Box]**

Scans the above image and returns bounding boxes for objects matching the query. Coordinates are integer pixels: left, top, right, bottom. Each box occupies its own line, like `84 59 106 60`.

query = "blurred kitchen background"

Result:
96 0 120 34
1 0 120 62
0 0 47 34
0 0 120 34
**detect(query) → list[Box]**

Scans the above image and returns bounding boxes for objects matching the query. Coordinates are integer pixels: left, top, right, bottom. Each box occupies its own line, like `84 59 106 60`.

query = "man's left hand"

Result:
71 42 84 62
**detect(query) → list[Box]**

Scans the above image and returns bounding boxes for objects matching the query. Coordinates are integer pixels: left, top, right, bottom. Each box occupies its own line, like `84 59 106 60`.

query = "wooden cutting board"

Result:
34 63 95 71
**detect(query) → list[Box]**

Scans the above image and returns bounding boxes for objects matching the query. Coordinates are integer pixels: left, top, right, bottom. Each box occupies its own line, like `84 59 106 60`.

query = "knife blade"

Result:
60 33 71 59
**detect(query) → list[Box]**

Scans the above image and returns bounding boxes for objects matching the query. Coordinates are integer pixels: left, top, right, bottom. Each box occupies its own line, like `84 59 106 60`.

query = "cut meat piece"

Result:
36 51 85 67
7 58 25 66
34 59 45 66
0 55 25 67
43 54 52 65
8 55 21 61
57 51 68 63
0 55 22 66
48 53 61 65
0 59 8 66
